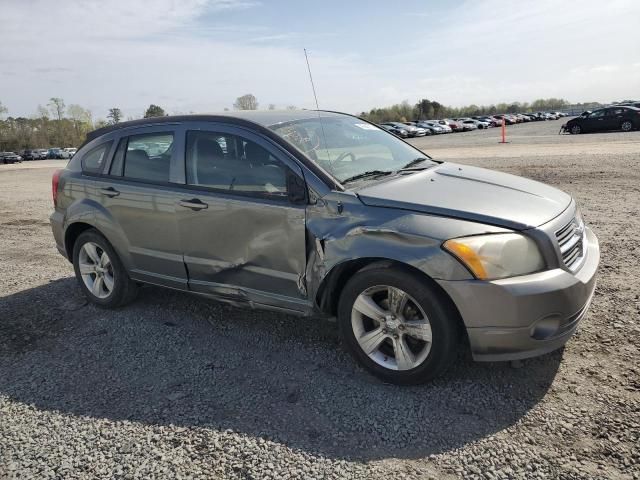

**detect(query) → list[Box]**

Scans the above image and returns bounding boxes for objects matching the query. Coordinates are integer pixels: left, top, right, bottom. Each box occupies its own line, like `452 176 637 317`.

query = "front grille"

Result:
555 216 585 271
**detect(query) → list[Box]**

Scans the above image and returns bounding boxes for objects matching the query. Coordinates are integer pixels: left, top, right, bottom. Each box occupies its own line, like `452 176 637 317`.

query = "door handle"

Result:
100 187 120 197
179 198 208 211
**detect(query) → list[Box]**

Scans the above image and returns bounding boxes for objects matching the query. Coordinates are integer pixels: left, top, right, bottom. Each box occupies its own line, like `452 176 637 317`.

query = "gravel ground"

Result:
1 120 639 479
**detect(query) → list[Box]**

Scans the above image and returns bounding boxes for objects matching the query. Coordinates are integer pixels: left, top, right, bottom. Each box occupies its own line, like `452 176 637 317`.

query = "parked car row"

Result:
5 147 78 162
377 111 567 137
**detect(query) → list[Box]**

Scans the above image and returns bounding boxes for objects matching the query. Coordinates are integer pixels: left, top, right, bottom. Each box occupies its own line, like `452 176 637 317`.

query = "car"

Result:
48 148 70 159
379 124 409 138
495 114 516 125
562 106 640 134
407 121 441 135
404 122 435 135
473 116 499 127
534 112 555 121
439 119 464 132
64 147 78 157
617 102 640 109
432 121 453 133
381 122 426 137
37 149 48 159
421 120 453 133
457 118 490 129
459 121 478 131
22 149 39 160
50 111 600 385
0 152 23 164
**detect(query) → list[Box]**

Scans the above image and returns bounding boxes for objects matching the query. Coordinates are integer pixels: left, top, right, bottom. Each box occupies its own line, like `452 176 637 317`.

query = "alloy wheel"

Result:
351 285 432 371
78 241 114 299
621 121 633 132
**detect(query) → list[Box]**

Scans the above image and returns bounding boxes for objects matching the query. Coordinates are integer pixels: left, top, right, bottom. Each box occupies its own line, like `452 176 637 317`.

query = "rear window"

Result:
81 141 113 174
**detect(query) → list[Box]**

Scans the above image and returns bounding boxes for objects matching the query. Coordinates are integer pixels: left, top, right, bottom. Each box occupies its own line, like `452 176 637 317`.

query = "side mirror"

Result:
287 172 307 205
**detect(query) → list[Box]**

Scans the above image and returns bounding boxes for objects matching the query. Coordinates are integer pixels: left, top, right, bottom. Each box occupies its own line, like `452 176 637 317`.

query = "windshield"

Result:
269 116 435 183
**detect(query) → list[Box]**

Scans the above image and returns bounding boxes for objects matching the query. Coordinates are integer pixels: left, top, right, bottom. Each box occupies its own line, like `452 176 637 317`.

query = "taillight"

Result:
52 169 62 207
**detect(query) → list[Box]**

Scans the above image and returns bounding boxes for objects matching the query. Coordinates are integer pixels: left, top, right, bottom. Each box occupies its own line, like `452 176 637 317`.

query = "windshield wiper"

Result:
400 157 431 170
342 170 393 184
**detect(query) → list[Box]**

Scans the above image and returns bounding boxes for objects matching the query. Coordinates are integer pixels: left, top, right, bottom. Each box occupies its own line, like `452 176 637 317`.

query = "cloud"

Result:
1 0 639 117
2 0 259 40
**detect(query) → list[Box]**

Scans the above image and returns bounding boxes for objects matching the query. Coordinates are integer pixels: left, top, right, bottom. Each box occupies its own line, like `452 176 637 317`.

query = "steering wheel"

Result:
335 151 356 163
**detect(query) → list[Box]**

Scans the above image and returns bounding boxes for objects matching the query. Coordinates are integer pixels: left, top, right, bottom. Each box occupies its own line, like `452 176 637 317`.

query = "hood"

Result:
356 163 572 230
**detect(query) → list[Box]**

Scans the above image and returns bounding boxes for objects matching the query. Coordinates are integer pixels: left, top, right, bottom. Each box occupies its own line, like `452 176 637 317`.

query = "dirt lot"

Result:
1 120 639 479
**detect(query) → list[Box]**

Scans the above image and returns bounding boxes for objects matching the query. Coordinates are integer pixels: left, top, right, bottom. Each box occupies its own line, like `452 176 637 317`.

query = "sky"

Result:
2 0 639 119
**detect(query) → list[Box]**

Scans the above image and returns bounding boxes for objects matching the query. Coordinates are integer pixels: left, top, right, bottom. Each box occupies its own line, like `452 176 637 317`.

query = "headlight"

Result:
443 233 545 280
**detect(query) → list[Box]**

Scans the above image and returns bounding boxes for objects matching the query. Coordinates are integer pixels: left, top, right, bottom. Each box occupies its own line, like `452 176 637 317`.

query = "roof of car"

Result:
85 110 348 143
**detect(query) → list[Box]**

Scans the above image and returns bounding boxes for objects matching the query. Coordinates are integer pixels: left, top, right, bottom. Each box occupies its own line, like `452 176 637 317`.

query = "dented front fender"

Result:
305 191 510 312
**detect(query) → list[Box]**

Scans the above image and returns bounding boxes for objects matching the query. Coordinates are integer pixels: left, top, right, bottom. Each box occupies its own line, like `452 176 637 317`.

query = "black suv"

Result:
22 149 39 160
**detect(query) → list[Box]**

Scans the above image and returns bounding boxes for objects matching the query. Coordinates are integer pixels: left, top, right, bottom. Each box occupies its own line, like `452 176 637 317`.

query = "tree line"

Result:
358 98 602 124
0 100 174 151
0 94 606 151
0 95 296 151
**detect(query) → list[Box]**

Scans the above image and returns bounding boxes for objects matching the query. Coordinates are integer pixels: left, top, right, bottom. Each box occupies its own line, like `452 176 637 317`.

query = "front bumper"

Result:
437 227 599 362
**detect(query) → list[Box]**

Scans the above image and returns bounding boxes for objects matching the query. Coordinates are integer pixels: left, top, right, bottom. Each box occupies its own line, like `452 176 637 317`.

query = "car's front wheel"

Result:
72 229 138 308
621 120 633 132
338 266 460 385
570 124 582 134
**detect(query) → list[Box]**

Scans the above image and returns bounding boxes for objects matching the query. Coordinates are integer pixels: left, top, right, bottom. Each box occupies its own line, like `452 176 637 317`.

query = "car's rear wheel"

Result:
570 124 582 134
72 230 138 308
621 120 633 132
338 267 460 385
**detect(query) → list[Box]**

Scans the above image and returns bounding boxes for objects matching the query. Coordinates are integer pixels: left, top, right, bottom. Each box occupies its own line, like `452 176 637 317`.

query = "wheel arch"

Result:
64 222 95 262
64 216 131 272
315 257 465 334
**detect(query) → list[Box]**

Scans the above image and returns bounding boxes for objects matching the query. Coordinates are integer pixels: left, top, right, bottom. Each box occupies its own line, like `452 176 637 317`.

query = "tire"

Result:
621 120 633 132
337 266 460 385
570 124 582 134
72 229 138 308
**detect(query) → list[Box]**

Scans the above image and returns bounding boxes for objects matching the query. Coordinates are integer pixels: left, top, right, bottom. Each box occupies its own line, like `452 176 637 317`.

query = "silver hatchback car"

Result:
50 111 599 384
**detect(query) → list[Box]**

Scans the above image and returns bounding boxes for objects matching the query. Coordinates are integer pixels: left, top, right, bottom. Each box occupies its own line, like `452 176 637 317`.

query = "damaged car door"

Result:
176 124 309 311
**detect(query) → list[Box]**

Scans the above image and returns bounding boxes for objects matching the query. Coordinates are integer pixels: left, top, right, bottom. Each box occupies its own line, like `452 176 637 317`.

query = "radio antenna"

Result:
304 48 321 110
303 48 332 163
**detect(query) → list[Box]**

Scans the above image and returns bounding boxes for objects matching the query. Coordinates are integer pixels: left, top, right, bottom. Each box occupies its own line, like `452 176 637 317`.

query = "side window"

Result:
185 130 288 198
122 132 173 183
589 110 606 118
81 141 113 174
